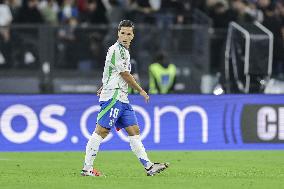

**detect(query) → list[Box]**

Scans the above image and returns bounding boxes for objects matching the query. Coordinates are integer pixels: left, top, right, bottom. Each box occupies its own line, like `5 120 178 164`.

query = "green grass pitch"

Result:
0 151 284 189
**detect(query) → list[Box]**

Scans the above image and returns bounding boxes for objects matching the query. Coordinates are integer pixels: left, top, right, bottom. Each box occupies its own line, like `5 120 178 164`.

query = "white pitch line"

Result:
0 158 11 161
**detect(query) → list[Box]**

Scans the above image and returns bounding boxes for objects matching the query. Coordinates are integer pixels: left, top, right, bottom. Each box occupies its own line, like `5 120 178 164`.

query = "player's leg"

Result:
119 103 169 176
81 124 109 176
82 125 109 170
82 99 121 176
124 125 153 169
124 125 169 176
116 105 153 169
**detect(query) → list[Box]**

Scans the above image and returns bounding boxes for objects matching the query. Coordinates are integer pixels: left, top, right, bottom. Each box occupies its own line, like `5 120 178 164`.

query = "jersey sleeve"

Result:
115 46 130 73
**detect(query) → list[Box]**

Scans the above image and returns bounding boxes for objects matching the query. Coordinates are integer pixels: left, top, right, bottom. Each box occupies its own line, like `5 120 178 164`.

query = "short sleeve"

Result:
115 47 130 73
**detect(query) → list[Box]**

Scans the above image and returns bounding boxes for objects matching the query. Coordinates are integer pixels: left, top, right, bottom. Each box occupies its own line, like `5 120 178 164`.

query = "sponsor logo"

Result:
0 104 67 144
241 105 284 143
0 104 208 145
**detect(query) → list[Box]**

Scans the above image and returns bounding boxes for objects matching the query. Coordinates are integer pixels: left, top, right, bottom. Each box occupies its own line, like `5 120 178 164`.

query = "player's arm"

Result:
120 71 149 103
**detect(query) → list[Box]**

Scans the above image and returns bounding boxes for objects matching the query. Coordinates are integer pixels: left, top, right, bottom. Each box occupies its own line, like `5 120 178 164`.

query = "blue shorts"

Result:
97 99 138 130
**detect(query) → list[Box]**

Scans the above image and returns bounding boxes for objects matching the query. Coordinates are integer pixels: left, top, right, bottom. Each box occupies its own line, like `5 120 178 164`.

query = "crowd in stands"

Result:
0 0 192 27
199 0 284 78
0 0 282 27
0 0 283 77
0 0 192 69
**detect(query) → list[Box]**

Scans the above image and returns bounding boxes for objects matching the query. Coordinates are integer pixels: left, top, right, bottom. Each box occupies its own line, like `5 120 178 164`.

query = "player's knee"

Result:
95 125 110 138
95 129 109 138
125 125 140 136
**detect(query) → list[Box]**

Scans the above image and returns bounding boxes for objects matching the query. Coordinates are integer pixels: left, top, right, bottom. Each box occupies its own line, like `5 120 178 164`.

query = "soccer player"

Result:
81 20 169 177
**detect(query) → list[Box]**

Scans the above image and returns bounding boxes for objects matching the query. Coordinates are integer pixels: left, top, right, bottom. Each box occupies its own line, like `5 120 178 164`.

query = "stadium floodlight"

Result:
224 21 273 93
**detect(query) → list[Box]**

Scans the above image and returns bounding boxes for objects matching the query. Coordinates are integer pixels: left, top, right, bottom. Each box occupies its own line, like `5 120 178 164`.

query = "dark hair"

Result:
154 51 167 64
118 20 135 31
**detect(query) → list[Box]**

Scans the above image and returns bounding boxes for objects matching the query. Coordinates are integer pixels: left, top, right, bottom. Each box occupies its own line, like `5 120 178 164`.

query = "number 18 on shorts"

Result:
97 99 138 130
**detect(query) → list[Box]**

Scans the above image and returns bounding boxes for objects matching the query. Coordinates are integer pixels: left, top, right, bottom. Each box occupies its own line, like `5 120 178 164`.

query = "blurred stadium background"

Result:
0 0 284 188
0 0 283 94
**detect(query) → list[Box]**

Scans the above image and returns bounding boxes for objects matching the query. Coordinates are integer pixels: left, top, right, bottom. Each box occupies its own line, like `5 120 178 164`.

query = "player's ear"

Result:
130 31 134 39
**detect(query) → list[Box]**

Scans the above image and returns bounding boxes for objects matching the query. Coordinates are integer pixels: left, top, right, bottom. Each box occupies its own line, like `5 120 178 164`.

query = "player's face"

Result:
118 27 134 49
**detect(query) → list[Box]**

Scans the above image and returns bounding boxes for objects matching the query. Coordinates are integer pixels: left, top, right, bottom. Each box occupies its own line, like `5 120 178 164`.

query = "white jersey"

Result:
99 41 131 103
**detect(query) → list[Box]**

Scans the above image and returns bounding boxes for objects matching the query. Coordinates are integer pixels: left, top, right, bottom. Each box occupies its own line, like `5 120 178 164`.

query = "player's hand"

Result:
140 90 150 103
97 86 102 96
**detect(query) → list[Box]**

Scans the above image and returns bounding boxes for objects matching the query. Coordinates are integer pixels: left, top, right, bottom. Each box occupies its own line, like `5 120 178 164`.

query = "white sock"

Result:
129 135 153 169
83 132 103 170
